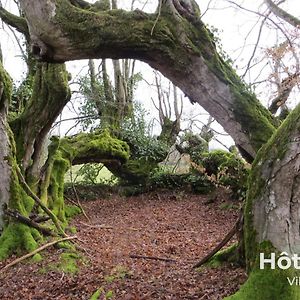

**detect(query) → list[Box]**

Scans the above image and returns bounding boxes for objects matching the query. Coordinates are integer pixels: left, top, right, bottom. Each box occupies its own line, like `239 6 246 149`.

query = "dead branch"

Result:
129 254 176 263
4 209 56 236
192 214 242 269
1 236 77 272
69 168 90 222
30 215 51 223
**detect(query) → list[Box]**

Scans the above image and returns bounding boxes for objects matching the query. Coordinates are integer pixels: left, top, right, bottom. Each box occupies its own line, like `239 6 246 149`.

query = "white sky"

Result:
1 0 300 150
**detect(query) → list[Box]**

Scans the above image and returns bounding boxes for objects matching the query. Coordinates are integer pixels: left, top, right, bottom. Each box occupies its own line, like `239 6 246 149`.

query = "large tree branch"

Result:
264 0 300 28
19 0 278 160
0 6 29 38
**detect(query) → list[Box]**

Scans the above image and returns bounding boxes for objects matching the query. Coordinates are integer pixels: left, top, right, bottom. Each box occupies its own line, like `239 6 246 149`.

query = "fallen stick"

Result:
79 222 140 231
1 236 77 272
192 213 242 269
129 254 176 263
79 222 114 229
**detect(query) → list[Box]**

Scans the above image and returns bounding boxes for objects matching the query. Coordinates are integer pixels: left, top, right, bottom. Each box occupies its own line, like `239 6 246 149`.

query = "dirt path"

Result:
0 190 247 299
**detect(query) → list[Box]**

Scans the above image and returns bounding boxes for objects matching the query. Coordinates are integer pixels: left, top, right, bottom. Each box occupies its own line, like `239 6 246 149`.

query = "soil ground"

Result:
0 189 247 299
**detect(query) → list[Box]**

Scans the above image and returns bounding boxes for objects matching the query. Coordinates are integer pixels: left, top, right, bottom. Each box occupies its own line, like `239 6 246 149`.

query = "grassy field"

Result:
65 164 115 184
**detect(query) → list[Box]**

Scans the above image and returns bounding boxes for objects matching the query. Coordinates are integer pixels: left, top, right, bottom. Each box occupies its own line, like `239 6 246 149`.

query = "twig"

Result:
79 222 114 230
192 214 242 269
129 254 176 263
1 236 77 272
16 167 67 237
69 168 90 222
79 222 140 231
65 196 79 207
151 0 162 35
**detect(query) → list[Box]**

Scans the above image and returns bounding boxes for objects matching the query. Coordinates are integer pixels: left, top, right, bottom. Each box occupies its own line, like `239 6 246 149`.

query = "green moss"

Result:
38 250 80 274
10 63 70 163
196 244 240 269
0 146 41 260
178 16 277 153
90 288 103 300
69 226 77 234
105 265 132 283
0 62 12 108
0 223 38 260
54 129 130 164
32 253 43 262
59 252 79 274
65 205 82 218
227 103 300 299
40 129 129 224
225 267 300 300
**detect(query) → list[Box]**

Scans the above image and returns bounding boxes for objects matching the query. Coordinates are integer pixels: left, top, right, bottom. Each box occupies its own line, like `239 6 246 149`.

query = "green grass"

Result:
65 164 114 183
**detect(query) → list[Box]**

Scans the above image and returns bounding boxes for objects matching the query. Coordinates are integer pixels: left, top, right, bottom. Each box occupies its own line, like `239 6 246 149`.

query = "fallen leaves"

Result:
0 188 247 299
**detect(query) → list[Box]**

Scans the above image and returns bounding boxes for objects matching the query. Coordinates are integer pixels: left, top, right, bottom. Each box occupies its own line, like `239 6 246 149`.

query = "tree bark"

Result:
226 103 300 299
19 0 277 160
0 118 12 231
0 63 12 231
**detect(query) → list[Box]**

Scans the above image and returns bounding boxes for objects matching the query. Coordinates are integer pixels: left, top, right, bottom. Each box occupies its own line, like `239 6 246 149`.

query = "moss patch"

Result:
0 223 40 260
59 252 80 274
65 205 82 219
225 267 300 300
206 244 240 268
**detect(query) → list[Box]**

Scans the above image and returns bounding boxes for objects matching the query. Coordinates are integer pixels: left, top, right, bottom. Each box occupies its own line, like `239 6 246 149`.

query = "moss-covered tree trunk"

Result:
0 59 48 259
19 0 278 161
0 62 12 231
225 104 300 299
11 63 71 175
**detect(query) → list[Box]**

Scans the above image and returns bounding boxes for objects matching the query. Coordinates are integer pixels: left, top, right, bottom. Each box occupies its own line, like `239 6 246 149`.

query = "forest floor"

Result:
0 188 247 300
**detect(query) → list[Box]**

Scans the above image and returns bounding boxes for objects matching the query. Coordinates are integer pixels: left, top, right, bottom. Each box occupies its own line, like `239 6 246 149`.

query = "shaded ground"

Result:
0 189 247 299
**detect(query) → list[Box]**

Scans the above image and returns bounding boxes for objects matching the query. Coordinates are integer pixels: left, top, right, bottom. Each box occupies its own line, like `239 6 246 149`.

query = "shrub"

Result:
149 170 215 194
